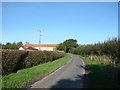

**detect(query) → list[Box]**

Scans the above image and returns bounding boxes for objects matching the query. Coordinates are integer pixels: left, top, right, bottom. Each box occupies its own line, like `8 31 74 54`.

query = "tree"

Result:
10 42 18 49
6 42 11 45
17 42 23 48
2 42 19 49
56 43 66 51
56 39 79 53
4 42 11 49
63 39 79 53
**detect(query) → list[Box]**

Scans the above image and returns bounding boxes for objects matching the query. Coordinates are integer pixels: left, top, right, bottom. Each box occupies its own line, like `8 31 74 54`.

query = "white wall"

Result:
19 47 24 50
34 47 55 51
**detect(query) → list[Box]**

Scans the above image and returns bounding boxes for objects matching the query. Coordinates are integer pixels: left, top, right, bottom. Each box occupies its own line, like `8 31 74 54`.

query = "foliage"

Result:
56 39 79 53
56 43 66 51
71 38 119 64
2 42 19 49
2 50 28 75
17 42 23 48
2 54 70 88
2 50 65 75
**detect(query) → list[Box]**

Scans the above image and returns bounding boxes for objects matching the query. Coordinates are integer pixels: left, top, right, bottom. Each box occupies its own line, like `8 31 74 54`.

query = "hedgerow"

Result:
2 50 65 75
70 38 119 65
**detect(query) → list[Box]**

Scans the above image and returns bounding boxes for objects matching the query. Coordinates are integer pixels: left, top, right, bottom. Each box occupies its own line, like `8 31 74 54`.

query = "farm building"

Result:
19 42 58 51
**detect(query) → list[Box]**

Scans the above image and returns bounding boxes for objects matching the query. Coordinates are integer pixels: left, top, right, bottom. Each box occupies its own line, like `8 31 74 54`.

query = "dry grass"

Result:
88 55 113 64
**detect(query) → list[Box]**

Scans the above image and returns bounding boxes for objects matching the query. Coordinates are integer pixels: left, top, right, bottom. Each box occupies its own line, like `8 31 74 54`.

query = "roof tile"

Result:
24 44 58 48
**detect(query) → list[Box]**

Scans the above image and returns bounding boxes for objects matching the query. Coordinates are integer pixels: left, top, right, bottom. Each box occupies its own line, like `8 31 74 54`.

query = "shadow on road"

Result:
50 63 88 89
50 74 88 88
76 65 88 71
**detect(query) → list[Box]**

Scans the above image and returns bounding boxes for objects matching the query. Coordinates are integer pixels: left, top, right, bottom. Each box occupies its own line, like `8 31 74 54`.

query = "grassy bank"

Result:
80 55 119 88
2 54 71 88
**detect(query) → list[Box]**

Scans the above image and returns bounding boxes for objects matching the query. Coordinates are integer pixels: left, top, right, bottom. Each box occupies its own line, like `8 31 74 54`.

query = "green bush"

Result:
2 50 65 75
2 42 19 49
23 51 46 68
72 38 118 64
2 50 28 75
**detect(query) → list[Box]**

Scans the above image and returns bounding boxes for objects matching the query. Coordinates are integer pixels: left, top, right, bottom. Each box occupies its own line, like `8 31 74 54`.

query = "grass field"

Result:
80 55 119 88
2 54 71 88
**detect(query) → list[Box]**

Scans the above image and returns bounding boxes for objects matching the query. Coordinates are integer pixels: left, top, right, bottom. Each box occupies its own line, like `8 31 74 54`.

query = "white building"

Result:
19 42 58 51
19 47 24 50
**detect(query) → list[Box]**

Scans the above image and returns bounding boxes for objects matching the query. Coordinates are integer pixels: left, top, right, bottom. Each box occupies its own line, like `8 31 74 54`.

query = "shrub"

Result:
71 38 118 64
2 50 28 75
23 51 46 68
2 50 65 75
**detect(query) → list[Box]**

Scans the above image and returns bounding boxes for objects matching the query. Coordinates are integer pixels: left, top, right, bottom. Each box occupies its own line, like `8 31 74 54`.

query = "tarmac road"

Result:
29 54 86 88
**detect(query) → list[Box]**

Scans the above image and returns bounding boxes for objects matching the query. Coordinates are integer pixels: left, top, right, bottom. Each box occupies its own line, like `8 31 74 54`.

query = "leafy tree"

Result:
6 42 11 45
56 43 66 51
10 42 18 49
2 42 18 49
63 39 79 53
3 42 11 49
17 42 23 48
57 39 79 53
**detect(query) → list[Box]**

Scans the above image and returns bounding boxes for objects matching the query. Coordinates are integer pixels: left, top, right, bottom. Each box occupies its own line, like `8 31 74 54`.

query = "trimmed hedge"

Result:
2 50 65 75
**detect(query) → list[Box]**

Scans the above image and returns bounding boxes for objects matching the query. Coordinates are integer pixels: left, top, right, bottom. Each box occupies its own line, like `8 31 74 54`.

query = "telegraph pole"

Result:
39 30 41 50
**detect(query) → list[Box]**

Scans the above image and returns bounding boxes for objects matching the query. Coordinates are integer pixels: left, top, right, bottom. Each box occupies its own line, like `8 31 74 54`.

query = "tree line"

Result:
56 38 119 65
1 42 23 49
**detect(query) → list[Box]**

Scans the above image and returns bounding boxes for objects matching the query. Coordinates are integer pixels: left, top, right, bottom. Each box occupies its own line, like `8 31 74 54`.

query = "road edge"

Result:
25 53 72 89
79 55 88 88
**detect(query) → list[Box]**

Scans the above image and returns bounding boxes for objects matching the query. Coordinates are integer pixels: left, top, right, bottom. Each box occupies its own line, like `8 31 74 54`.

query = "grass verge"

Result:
2 54 71 88
80 55 119 88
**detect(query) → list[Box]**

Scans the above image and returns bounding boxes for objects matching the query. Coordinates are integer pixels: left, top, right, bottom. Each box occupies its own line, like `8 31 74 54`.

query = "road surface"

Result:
28 54 86 88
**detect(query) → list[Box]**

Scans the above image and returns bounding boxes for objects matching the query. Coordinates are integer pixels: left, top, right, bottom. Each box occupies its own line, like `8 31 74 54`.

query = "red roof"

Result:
24 44 59 48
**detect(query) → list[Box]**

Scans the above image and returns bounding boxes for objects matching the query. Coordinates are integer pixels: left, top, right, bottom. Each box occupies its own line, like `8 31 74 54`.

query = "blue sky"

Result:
2 2 118 45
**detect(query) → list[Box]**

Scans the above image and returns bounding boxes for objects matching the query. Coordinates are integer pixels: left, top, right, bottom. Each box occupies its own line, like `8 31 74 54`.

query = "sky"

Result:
2 2 118 45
